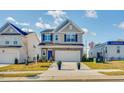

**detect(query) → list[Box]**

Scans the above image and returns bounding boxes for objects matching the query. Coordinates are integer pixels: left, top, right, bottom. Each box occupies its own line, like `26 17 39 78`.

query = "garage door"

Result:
55 50 81 62
0 49 19 64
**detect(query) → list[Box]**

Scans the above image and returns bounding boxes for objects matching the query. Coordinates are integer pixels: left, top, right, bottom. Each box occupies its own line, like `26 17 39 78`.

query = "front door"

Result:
48 50 52 60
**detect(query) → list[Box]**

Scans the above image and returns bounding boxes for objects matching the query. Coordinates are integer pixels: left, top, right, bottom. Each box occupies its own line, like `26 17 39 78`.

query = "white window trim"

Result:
13 41 18 45
5 41 9 44
66 33 77 42
44 34 51 42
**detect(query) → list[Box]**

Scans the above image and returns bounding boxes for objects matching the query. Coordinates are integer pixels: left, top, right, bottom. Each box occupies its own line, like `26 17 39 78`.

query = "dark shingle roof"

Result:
9 23 28 35
54 19 70 32
40 19 83 33
41 19 70 33
0 22 28 36
41 29 54 33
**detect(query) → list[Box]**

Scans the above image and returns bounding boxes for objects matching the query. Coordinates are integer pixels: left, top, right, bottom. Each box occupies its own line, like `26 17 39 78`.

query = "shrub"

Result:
25 59 29 65
82 57 94 62
37 54 39 61
88 58 94 62
57 61 62 70
96 57 104 63
14 58 18 64
77 62 81 70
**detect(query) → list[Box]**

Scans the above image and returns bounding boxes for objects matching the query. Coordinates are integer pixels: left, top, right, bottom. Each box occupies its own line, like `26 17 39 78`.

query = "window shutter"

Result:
75 34 78 42
51 34 53 41
64 34 66 42
42 34 45 41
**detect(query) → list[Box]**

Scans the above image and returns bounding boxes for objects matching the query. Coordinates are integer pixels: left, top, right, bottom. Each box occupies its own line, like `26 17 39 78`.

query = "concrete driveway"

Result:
38 62 109 80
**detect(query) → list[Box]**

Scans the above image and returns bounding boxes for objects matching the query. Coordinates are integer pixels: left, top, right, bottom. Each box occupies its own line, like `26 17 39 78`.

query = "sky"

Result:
0 10 124 44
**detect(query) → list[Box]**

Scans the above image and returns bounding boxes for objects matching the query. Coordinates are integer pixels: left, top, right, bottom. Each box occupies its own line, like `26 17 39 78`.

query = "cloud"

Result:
6 17 30 26
90 32 96 36
82 27 88 33
6 17 16 22
47 10 66 18
47 10 67 26
36 11 67 29
82 27 96 36
16 22 30 26
21 28 33 32
114 22 124 30
35 21 52 29
85 10 97 18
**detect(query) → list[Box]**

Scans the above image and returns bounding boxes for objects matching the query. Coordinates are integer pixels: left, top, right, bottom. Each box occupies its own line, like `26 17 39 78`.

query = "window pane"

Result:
14 41 17 44
44 34 51 41
71 35 76 42
65 34 77 42
5 41 9 44
66 35 70 42
55 35 58 40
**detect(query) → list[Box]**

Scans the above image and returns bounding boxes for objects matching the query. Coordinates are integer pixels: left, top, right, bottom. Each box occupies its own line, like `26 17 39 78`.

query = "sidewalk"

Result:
0 62 124 81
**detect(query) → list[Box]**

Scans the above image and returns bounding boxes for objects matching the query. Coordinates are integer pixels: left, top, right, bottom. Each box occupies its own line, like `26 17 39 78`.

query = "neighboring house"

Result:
89 41 124 61
0 22 41 64
39 19 84 62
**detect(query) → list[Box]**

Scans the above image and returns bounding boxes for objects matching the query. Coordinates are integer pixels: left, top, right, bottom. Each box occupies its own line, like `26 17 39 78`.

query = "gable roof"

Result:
0 22 28 35
54 19 70 32
41 19 84 33
41 29 54 33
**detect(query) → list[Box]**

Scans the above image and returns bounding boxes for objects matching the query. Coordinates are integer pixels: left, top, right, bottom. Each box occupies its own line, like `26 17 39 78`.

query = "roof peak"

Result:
0 22 28 35
41 19 83 33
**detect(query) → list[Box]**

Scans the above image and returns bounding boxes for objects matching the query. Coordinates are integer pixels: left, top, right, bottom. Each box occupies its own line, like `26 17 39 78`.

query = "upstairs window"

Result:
117 46 120 53
43 34 52 42
105 47 107 53
55 35 58 40
13 41 18 45
5 41 9 44
64 34 77 42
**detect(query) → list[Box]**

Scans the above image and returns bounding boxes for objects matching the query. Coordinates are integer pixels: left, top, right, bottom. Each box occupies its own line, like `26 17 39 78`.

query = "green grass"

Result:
0 73 41 77
83 61 124 69
0 62 52 72
100 71 124 76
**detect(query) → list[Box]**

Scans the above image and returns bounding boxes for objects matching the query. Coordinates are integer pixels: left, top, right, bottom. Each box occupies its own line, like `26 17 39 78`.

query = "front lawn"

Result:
0 73 41 77
100 71 124 76
83 61 124 69
0 62 52 72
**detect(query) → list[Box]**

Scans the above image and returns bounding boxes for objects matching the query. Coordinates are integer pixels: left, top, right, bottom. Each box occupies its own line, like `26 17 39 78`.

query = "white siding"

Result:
26 33 41 61
53 23 83 44
0 35 22 46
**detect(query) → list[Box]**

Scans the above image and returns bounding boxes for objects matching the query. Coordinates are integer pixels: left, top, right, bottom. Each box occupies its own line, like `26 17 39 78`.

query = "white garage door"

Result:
55 50 81 62
0 49 19 64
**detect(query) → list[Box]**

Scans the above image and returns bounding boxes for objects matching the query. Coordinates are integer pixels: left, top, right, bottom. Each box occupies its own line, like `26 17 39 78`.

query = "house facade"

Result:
0 22 41 64
89 41 124 60
39 19 84 62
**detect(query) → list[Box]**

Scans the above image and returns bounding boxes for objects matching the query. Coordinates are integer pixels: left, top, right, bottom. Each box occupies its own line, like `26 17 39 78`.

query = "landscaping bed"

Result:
0 62 52 72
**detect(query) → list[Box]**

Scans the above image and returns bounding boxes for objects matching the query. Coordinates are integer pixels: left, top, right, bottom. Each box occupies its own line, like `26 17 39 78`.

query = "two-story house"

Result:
0 22 41 64
39 19 84 62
